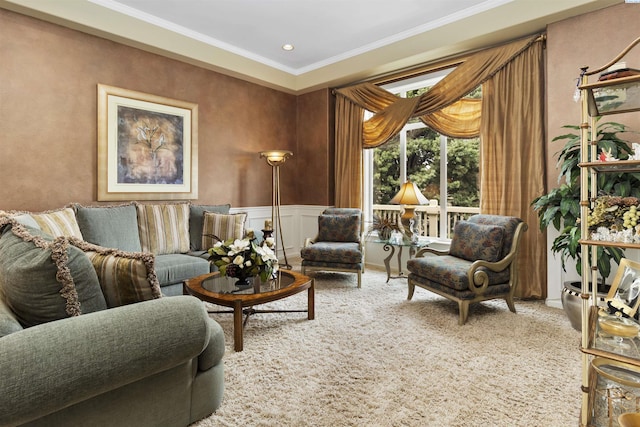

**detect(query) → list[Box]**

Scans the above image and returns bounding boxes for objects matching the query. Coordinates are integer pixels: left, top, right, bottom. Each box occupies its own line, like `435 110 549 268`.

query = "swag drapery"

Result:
334 34 547 299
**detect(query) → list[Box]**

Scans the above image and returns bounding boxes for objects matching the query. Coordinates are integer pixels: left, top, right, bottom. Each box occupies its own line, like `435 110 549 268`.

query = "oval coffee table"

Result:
183 270 314 351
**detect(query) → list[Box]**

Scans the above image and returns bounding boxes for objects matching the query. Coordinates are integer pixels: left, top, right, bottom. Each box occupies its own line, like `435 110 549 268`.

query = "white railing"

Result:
372 204 480 239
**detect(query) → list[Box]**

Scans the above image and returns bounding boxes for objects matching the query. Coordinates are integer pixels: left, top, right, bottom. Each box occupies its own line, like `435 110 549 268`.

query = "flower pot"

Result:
561 281 608 331
379 228 392 241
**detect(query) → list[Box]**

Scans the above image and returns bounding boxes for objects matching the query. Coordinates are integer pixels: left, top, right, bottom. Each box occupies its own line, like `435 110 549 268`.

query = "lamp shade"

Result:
389 181 428 206
260 150 293 166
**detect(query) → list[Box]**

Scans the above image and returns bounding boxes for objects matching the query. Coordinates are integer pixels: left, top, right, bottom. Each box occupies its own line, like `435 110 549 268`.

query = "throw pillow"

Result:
0 218 107 328
70 239 162 308
136 203 190 255
449 221 505 262
317 214 361 243
189 203 231 251
74 203 142 252
201 212 247 250
31 207 83 239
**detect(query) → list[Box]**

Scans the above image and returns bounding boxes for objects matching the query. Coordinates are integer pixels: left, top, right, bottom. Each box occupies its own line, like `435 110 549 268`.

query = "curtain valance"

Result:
335 34 540 146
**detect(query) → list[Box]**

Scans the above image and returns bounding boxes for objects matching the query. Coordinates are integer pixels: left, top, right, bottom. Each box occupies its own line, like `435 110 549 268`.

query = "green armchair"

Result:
406 214 527 325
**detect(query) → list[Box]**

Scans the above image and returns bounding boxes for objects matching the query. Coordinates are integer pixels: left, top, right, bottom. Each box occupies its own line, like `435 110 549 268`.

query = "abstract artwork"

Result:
97 84 198 200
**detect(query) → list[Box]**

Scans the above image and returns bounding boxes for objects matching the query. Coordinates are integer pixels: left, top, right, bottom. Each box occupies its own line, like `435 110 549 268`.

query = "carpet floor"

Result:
192 266 581 427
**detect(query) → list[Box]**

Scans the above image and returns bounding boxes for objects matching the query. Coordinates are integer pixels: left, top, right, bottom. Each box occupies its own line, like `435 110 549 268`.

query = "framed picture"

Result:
97 84 198 201
605 258 640 318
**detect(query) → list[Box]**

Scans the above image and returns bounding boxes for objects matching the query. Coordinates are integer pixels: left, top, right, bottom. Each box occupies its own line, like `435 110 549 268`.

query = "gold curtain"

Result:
333 33 547 298
334 95 364 208
480 40 547 299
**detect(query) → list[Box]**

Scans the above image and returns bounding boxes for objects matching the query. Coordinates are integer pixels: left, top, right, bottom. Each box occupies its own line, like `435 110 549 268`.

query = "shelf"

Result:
579 74 640 116
579 239 640 250
582 306 640 368
579 159 640 172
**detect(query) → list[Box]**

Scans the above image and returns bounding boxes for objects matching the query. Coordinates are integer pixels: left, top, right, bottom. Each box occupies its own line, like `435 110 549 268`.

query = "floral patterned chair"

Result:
300 208 364 287
406 214 527 325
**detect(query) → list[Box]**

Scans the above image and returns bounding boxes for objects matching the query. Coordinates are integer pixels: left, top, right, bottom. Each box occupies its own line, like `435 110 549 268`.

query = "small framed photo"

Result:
97 84 198 201
606 258 640 318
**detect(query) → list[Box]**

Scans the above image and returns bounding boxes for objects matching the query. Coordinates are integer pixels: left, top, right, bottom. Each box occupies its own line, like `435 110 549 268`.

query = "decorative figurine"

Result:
599 147 618 162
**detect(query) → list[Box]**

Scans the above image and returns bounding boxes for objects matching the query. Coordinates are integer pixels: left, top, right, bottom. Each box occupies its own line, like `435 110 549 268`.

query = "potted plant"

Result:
532 120 640 329
367 215 401 241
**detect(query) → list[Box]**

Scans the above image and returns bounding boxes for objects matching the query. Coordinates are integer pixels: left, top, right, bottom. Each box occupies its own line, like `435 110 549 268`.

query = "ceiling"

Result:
0 0 623 93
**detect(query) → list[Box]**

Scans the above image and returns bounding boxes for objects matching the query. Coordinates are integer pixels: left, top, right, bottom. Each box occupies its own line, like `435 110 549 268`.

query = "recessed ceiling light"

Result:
282 44 294 51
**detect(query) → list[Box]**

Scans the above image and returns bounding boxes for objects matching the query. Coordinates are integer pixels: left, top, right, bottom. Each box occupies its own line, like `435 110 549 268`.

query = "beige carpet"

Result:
192 266 581 427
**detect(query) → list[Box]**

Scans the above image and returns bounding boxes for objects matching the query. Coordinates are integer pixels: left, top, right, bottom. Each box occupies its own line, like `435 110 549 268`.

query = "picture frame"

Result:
97 84 198 201
605 258 640 318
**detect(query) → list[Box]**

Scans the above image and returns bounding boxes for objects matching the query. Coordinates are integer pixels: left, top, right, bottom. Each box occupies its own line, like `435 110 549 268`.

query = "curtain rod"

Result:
333 32 546 91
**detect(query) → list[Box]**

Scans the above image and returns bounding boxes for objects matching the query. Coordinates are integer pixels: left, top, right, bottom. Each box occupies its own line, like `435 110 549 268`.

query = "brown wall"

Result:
546 3 640 190
0 8 332 211
295 89 334 205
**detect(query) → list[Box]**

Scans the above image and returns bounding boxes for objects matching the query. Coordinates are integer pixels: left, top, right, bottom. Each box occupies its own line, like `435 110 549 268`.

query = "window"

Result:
364 70 480 238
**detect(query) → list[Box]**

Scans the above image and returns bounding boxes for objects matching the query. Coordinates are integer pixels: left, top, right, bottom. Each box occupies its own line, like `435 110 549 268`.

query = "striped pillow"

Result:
70 238 162 308
31 207 83 239
136 203 190 255
202 212 247 250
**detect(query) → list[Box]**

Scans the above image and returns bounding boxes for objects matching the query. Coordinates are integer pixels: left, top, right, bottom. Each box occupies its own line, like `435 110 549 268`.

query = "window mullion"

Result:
440 134 448 238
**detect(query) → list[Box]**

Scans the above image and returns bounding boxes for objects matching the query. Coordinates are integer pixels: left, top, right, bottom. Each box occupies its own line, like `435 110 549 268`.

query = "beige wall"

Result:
546 2 640 190
0 8 333 212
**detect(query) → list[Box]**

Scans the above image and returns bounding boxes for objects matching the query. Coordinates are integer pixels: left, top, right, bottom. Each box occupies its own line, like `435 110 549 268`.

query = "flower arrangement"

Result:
207 229 279 283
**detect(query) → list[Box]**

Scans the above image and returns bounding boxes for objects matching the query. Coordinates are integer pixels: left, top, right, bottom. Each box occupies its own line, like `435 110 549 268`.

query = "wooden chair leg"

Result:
458 301 470 325
407 280 415 300
505 295 517 313
357 271 362 288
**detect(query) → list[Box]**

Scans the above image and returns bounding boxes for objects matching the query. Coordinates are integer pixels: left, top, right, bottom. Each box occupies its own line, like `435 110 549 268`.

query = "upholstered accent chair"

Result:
300 208 364 287
406 214 527 325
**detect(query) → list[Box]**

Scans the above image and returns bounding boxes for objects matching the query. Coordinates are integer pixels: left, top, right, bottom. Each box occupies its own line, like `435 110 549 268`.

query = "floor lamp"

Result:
260 150 293 269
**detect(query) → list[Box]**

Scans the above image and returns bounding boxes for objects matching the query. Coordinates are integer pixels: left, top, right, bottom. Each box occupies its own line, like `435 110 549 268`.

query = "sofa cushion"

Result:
407 255 511 292
30 207 83 239
136 203 190 255
300 241 362 264
75 204 142 252
449 221 505 262
317 214 360 243
0 294 23 338
0 220 107 328
189 203 231 251
70 239 162 308
154 254 211 289
201 212 247 250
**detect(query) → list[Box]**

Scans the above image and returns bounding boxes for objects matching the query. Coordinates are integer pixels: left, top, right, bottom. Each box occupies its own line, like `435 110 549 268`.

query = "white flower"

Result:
256 244 278 263
230 239 250 253
245 260 252 267
233 255 244 265
264 237 275 248
213 241 223 248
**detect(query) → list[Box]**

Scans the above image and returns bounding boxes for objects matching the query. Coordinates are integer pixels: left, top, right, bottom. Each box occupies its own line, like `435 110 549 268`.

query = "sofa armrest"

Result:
198 317 226 371
0 296 217 426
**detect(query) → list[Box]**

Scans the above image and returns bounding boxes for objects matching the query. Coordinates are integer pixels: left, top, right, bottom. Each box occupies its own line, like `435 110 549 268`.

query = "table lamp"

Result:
389 181 428 243
259 150 293 269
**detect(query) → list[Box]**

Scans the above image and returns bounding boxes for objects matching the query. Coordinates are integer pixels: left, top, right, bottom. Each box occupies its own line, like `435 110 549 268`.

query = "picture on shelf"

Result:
606 258 640 319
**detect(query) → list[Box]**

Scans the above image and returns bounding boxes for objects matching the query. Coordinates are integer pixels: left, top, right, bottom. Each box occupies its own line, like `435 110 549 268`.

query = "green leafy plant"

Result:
532 120 640 281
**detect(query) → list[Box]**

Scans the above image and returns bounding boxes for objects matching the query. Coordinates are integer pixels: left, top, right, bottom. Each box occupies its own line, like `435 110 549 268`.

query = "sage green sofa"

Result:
10 202 235 296
0 295 225 427
0 202 236 426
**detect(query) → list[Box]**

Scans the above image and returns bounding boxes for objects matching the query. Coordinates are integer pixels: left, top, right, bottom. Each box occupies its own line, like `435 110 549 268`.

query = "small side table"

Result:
375 239 433 283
